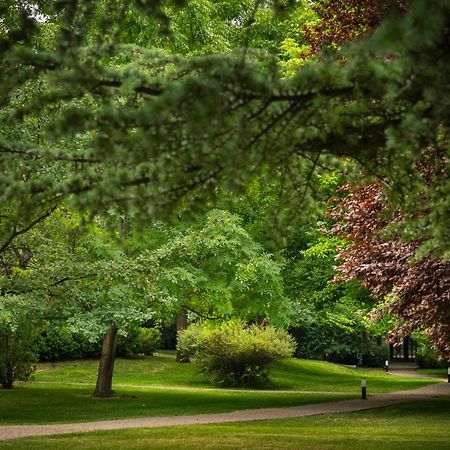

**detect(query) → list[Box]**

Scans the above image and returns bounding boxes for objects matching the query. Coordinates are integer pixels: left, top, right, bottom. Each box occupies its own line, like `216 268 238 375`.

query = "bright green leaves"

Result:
177 319 296 386
152 209 290 326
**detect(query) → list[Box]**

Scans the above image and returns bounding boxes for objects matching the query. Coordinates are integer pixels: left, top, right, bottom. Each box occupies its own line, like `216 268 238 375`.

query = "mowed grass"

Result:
33 352 436 393
269 358 435 393
418 368 448 378
0 352 438 425
2 400 450 449
33 352 209 388
0 383 345 425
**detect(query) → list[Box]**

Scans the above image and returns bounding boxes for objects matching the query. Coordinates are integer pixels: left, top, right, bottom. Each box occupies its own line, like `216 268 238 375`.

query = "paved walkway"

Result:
1 382 449 441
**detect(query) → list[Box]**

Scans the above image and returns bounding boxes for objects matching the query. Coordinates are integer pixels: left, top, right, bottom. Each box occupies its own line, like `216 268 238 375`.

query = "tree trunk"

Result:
93 325 118 397
92 216 127 397
176 309 190 363
2 364 13 389
1 361 14 389
0 334 13 389
256 315 267 326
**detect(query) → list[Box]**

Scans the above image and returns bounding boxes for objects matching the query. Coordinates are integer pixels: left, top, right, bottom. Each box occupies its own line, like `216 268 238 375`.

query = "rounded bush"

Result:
415 335 447 368
178 320 296 387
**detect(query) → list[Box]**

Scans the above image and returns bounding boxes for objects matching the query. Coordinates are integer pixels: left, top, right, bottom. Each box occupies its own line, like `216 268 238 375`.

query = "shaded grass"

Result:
2 400 450 449
34 354 209 387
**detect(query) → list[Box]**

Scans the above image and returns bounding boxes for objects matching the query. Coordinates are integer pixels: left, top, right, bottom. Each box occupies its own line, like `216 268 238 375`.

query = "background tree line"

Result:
1 0 449 392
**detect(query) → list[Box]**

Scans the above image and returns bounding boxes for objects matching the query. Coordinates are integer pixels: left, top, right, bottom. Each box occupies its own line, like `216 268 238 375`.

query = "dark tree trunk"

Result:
176 309 190 363
93 325 118 397
0 336 13 389
2 366 13 389
1 362 14 389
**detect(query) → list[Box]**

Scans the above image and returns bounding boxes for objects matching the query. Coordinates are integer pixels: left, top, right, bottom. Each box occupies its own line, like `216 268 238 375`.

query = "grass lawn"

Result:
0 353 438 425
2 400 450 449
418 368 448 378
33 352 435 393
269 358 434 393
0 384 347 425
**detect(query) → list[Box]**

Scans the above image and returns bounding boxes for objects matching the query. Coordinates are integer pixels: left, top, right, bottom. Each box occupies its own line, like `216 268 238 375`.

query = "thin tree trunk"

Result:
93 325 118 397
256 315 267 326
176 309 190 363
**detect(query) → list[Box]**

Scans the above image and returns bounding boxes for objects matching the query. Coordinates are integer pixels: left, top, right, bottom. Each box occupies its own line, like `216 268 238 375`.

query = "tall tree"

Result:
93 216 127 397
328 182 450 358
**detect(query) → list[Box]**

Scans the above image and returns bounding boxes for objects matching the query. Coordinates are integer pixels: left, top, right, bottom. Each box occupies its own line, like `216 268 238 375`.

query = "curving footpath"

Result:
1 381 449 441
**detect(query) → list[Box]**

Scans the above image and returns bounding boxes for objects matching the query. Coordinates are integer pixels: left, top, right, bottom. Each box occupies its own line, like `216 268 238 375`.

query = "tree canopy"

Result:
329 183 450 358
1 0 448 258
0 0 449 377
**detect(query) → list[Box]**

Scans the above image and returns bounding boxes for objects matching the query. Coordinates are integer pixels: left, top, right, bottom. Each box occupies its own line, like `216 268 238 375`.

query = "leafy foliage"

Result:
117 327 161 357
37 323 101 362
1 0 448 258
329 183 450 358
283 222 385 365
177 320 295 387
0 329 36 389
0 296 39 388
414 334 447 369
0 0 449 374
302 0 391 54
152 209 291 326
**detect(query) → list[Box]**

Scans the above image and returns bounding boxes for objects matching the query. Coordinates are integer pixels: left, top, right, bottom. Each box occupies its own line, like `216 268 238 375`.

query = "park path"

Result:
1 377 449 441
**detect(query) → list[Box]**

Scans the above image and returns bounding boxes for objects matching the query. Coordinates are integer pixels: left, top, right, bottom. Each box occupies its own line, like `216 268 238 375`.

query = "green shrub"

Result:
37 323 161 361
117 327 161 357
38 324 82 361
178 320 296 387
137 327 161 355
0 329 37 389
175 323 198 363
289 324 383 366
415 334 447 369
361 344 389 367
1 298 40 387
37 323 101 361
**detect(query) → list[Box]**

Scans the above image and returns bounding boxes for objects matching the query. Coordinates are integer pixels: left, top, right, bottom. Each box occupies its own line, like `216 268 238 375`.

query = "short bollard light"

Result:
361 379 367 400
384 360 389 372
447 367 450 383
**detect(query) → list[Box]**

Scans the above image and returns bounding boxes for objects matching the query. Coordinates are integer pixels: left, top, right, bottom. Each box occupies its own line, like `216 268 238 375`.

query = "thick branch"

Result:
0 145 102 163
1 273 97 296
181 305 222 321
0 206 58 255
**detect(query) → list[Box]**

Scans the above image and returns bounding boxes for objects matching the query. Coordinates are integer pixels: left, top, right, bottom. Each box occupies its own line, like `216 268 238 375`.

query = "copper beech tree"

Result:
301 0 405 56
328 183 450 359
